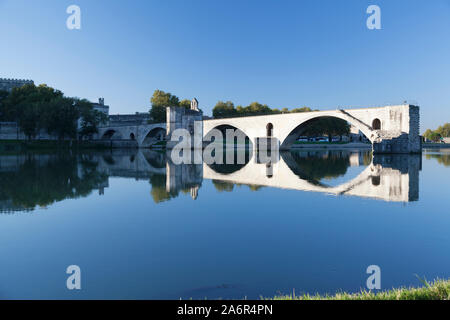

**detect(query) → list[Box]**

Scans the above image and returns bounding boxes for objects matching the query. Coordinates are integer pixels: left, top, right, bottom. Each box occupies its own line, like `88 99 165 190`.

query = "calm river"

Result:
0 148 449 299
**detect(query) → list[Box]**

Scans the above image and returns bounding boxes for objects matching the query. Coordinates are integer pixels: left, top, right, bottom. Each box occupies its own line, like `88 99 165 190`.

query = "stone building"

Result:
0 78 34 92
93 98 109 115
166 98 203 149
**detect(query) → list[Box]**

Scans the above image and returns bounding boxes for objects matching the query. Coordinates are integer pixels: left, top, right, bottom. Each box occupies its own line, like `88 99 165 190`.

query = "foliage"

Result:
424 123 450 141
179 99 192 109
149 90 180 123
212 101 313 119
0 90 9 117
0 84 105 140
212 180 235 192
213 101 237 119
78 99 108 139
289 150 349 183
0 152 108 211
426 153 450 167
302 117 350 141
268 278 450 300
149 174 175 203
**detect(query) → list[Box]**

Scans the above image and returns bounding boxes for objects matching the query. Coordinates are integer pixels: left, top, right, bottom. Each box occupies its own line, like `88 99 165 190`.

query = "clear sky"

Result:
0 0 449 130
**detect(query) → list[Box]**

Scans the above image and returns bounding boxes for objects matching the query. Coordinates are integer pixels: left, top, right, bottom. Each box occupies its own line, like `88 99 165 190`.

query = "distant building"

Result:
0 78 34 92
78 98 109 129
92 98 109 115
442 137 450 144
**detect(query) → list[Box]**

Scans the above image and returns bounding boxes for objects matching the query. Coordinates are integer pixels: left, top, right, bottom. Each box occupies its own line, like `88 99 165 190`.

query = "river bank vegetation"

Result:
269 278 450 300
423 123 450 142
0 84 107 140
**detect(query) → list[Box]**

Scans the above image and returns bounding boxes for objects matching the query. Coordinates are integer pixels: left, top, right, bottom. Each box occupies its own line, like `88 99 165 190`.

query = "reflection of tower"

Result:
166 155 203 200
190 186 199 200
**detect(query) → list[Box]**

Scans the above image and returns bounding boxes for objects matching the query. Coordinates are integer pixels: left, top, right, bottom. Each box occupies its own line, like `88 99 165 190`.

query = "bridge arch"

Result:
141 126 166 147
101 129 123 140
204 124 254 149
279 112 376 150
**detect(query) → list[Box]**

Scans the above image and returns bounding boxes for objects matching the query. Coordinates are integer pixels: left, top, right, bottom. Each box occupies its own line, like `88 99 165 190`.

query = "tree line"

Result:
0 84 107 140
423 123 450 142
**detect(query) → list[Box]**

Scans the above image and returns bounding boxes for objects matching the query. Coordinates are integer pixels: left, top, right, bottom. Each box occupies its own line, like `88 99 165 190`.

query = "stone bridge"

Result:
92 150 420 203
97 123 166 147
203 104 421 154
97 104 420 154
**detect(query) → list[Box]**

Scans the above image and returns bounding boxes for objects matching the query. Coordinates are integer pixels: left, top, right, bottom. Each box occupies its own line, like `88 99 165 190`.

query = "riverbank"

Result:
291 142 371 150
0 139 112 152
423 142 450 148
268 279 450 300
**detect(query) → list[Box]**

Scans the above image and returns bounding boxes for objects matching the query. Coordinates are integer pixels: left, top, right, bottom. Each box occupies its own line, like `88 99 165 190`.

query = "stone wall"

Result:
166 106 203 149
0 78 34 92
0 122 55 140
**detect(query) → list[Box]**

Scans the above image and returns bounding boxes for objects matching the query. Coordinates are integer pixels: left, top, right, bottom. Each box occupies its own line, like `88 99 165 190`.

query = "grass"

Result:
267 278 450 300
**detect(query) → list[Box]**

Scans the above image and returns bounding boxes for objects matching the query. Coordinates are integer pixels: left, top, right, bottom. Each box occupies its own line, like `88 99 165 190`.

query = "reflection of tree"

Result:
149 174 172 203
426 153 450 167
0 153 107 211
212 180 264 193
289 151 350 182
363 152 373 166
212 180 234 192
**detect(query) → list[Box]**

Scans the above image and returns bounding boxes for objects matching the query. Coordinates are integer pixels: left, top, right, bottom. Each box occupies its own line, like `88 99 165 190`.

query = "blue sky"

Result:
0 0 449 130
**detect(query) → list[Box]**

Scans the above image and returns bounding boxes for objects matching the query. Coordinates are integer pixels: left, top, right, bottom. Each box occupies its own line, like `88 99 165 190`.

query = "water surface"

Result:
0 148 449 299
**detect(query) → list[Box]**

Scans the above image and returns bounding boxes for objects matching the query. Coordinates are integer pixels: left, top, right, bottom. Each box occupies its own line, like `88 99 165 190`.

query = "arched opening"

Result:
142 127 166 147
130 133 136 140
101 130 121 140
372 118 381 130
280 116 372 150
204 124 253 175
371 175 381 186
282 150 373 188
204 124 253 150
266 123 273 137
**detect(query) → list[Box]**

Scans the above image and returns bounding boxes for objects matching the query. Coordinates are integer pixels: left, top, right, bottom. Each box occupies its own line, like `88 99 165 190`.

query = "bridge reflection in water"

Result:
94 148 421 203
0 149 421 213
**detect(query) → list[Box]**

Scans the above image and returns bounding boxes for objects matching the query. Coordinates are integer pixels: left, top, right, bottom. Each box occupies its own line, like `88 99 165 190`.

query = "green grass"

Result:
267 279 450 300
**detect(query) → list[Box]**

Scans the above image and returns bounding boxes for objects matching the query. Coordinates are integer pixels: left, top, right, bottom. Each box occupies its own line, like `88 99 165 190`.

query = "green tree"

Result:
436 123 450 138
213 101 237 119
291 107 313 113
179 99 191 109
77 99 108 139
3 84 64 139
303 117 350 141
41 97 80 140
423 129 434 141
149 90 180 123
18 102 42 139
429 131 442 142
0 90 9 120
